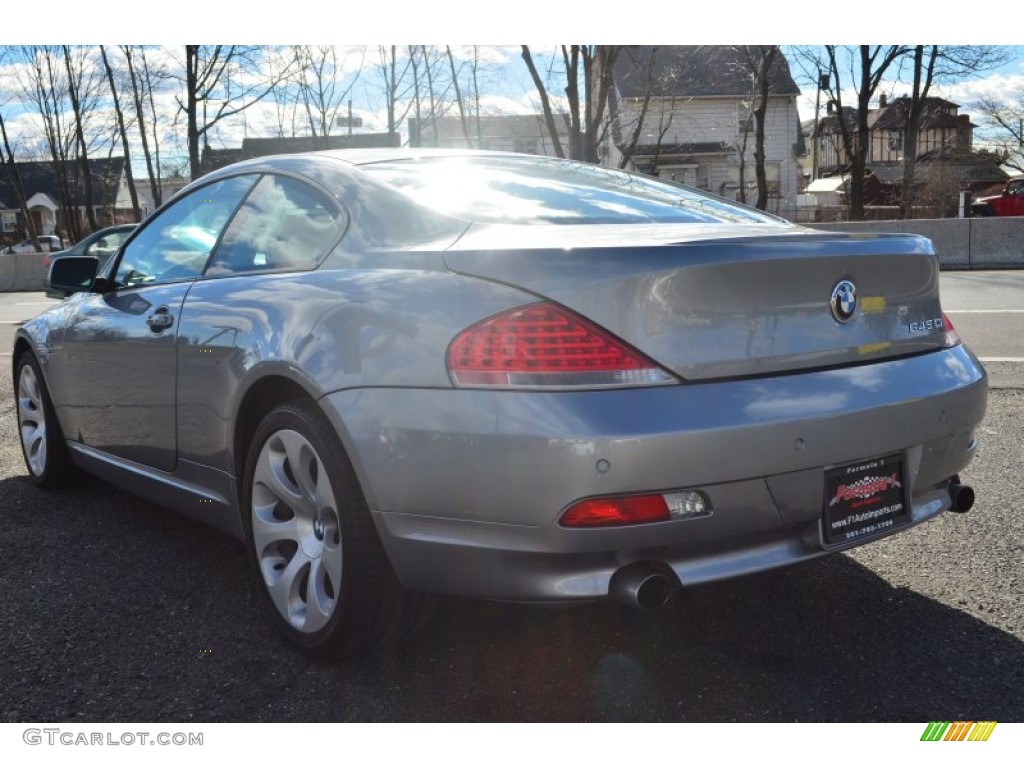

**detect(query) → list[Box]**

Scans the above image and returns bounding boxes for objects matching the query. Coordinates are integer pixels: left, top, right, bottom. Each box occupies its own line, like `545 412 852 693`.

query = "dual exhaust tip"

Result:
610 478 976 611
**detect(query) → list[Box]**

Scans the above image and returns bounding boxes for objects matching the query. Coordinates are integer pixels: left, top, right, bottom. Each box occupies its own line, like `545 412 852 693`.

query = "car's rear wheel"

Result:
242 401 427 657
15 351 73 488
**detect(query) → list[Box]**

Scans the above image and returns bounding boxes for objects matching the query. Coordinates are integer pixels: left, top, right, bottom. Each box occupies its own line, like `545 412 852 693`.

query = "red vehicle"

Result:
971 178 1024 216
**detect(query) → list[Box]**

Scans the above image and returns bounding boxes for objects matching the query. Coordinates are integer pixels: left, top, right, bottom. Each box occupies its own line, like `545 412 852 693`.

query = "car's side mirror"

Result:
48 255 99 296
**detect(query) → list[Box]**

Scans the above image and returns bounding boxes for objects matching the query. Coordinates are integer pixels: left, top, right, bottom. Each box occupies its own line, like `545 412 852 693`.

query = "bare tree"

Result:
521 46 566 158
469 45 484 145
18 45 82 239
0 49 39 246
733 45 780 210
63 46 100 231
123 46 167 207
520 45 619 163
418 46 443 145
445 46 472 145
973 90 1024 174
180 46 288 178
796 46 905 220
604 47 674 171
372 45 414 137
896 45 1009 218
289 46 365 141
100 46 140 220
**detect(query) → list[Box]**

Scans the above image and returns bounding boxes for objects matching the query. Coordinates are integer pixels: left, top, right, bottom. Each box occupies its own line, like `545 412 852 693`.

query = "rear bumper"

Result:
321 345 987 600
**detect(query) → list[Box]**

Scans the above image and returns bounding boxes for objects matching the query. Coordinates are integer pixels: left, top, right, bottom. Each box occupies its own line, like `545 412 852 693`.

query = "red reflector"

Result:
448 302 672 388
560 495 670 528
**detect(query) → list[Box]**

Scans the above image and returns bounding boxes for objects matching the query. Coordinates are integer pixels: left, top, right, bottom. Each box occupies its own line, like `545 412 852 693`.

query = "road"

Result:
941 271 1024 388
0 274 1022 722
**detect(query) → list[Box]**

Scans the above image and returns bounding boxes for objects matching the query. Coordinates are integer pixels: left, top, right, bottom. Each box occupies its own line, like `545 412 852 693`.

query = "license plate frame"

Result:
822 454 909 546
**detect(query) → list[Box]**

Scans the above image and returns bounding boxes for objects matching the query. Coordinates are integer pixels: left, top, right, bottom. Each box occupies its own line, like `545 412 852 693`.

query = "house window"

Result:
738 116 754 134
513 137 538 155
667 166 699 187
888 130 903 151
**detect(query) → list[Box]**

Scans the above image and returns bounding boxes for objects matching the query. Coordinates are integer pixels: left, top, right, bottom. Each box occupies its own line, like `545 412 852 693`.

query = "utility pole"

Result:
812 71 829 181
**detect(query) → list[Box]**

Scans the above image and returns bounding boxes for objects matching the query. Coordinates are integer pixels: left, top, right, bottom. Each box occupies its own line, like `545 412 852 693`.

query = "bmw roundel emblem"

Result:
830 279 857 323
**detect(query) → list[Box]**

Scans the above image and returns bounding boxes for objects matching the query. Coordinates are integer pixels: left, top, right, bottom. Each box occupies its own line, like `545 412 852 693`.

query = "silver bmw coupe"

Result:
13 150 987 656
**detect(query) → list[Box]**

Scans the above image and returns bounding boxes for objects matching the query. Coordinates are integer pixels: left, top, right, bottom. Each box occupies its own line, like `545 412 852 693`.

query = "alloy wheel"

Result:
250 428 343 634
17 363 47 477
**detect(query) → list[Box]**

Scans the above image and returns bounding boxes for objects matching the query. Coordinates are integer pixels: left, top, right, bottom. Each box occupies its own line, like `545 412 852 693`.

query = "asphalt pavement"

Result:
0 278 1022 722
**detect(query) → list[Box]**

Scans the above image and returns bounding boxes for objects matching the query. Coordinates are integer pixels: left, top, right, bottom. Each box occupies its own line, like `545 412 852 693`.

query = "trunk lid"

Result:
445 223 946 381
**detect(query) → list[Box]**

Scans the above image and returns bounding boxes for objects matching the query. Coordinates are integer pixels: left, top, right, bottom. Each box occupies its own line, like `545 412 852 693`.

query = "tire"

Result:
15 351 74 488
241 401 429 657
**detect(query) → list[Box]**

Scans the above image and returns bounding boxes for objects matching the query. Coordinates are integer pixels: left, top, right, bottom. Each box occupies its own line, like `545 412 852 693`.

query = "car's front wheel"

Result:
242 401 424 657
15 351 73 488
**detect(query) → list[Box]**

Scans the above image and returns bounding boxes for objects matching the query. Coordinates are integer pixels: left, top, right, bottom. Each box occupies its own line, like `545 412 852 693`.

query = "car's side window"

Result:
87 231 131 259
113 175 257 289
204 175 345 276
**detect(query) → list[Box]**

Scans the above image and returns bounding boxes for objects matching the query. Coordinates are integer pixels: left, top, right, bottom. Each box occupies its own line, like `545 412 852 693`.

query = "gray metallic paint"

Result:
12 150 989 605
446 227 946 380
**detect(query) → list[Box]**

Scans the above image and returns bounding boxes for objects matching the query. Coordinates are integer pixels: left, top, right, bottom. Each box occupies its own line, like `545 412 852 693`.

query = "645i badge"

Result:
823 454 909 545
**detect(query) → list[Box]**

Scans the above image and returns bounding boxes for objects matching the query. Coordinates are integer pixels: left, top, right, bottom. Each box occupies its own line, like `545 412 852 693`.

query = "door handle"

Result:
147 308 174 332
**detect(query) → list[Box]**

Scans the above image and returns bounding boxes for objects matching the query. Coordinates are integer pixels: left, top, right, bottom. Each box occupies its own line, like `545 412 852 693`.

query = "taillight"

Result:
447 302 676 388
942 312 961 348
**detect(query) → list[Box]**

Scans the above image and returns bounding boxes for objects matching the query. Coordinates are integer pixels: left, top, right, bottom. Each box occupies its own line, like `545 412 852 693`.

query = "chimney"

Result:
879 94 887 109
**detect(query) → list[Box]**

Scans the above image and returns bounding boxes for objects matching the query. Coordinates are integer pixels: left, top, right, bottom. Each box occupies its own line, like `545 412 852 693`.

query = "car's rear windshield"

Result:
359 156 782 226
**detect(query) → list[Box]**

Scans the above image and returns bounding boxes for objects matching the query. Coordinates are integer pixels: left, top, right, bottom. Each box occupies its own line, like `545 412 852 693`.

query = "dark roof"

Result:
872 97 972 131
201 133 401 173
869 165 905 184
614 46 800 99
0 157 125 210
815 106 858 135
632 141 735 156
867 150 1008 186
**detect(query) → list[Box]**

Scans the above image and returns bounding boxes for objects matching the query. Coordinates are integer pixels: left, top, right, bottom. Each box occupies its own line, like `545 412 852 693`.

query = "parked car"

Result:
43 224 137 297
4 234 64 254
970 178 1024 217
13 150 988 657
43 223 137 270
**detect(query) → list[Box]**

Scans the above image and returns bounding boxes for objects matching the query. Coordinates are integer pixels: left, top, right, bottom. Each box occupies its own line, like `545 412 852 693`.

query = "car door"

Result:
54 175 258 471
1008 180 1024 216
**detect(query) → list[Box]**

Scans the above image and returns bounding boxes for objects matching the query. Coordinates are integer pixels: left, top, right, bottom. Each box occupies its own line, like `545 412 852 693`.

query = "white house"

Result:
605 46 804 217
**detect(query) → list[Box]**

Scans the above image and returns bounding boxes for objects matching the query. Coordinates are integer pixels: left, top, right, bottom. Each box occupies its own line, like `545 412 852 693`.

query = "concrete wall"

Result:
807 217 1024 269
0 253 48 292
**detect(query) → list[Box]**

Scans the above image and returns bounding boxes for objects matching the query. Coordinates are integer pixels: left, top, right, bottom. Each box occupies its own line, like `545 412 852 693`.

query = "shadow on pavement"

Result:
0 474 1020 722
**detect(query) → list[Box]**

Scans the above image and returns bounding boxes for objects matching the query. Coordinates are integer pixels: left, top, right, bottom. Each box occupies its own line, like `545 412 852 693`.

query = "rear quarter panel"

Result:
174 259 540 474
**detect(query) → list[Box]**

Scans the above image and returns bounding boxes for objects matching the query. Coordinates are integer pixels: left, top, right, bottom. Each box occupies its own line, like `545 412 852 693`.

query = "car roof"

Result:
313 147 535 167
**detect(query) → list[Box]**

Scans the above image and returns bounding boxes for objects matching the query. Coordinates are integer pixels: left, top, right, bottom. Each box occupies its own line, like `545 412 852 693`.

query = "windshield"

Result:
360 156 783 226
